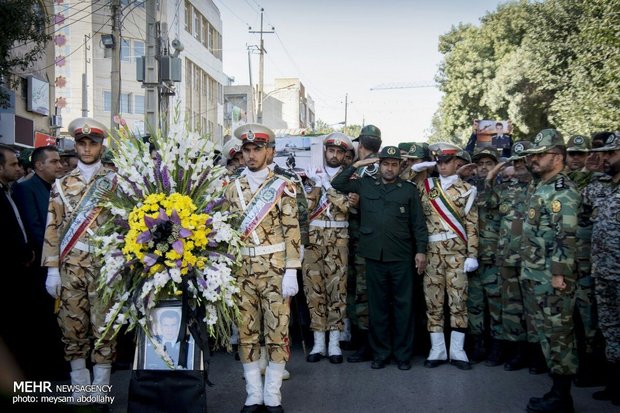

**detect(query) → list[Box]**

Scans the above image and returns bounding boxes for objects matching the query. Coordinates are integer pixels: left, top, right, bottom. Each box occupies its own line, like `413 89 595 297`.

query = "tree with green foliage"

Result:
0 0 51 107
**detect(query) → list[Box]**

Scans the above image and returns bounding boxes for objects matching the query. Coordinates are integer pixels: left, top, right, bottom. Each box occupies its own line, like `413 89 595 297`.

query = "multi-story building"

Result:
0 0 58 149
54 0 225 144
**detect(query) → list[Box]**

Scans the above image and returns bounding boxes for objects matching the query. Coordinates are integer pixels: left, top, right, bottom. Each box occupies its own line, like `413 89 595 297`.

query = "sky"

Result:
215 0 508 147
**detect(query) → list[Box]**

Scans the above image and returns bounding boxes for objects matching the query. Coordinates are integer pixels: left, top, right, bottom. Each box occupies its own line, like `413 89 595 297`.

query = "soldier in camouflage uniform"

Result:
420 142 479 370
224 124 302 413
346 125 381 363
42 118 117 399
520 129 580 413
582 132 620 406
465 147 502 365
487 141 532 371
302 133 353 364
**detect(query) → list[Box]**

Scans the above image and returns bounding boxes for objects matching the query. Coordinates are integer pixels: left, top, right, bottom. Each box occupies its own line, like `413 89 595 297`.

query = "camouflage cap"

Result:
378 145 402 160
402 142 429 160
524 129 565 154
234 123 276 148
398 142 415 152
473 146 499 163
506 140 532 161
428 142 461 161
456 150 472 164
590 131 620 152
566 135 590 152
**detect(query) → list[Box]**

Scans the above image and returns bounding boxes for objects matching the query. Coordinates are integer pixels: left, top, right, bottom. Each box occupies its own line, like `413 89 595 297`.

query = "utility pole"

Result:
144 0 159 133
110 0 121 142
81 34 90 117
249 8 274 124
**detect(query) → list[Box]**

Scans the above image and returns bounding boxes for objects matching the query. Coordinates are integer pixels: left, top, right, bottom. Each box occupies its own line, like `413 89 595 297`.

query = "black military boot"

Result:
528 342 548 375
346 330 372 363
504 341 527 371
596 362 620 406
484 338 504 367
527 374 574 413
469 334 487 363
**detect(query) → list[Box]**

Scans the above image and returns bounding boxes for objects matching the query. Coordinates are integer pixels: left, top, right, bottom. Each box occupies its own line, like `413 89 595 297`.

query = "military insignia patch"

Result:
555 177 565 190
514 143 524 153
528 208 536 219
551 200 562 213
387 147 397 155
262 187 276 202
574 136 584 145
334 138 341 146
429 188 439 199
410 144 417 152
534 133 543 143
499 203 510 213
247 130 255 141
82 124 91 135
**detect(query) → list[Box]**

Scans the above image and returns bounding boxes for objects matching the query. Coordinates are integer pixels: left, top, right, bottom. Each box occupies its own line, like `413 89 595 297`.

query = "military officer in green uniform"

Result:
521 129 580 413
332 146 428 370
346 125 382 363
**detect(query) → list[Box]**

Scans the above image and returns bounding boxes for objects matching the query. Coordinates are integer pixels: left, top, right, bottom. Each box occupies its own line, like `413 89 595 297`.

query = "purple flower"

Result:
170 209 181 225
136 230 152 244
205 217 213 226
176 260 183 268
144 215 157 230
143 254 159 267
179 228 193 238
162 166 171 193
172 240 184 255
157 208 169 222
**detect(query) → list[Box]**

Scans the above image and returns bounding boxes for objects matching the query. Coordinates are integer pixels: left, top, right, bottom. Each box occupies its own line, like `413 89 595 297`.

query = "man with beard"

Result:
41 118 117 404
303 133 354 364
581 132 620 407
224 124 301 413
521 129 580 413
332 146 428 370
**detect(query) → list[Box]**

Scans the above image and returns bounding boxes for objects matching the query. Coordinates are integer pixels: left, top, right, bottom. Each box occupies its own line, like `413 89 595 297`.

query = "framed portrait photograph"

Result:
135 301 202 371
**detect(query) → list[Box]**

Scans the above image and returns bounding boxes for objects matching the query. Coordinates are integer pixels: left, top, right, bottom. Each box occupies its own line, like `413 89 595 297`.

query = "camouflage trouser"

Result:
574 261 598 353
467 264 501 338
594 277 620 363
237 253 290 364
346 252 369 331
424 251 468 332
302 243 348 332
59 260 115 363
521 277 578 375
520 277 540 343
499 266 526 342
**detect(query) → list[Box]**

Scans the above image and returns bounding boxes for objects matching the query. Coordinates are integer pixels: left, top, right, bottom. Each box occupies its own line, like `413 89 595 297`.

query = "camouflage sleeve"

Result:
41 182 64 268
550 187 580 278
326 187 349 215
295 182 310 246
465 202 479 259
281 186 302 269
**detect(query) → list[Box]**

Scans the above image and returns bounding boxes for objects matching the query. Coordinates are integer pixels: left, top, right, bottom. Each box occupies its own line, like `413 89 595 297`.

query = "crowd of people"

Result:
1 117 618 413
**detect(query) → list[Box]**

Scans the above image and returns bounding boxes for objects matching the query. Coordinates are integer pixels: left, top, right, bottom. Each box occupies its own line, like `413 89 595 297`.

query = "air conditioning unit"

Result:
159 56 182 82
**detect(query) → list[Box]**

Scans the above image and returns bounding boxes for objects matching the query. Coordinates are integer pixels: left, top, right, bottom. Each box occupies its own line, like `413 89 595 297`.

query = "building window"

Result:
133 41 144 61
183 3 222 61
134 95 144 114
121 38 131 62
103 91 111 112
193 8 201 40
184 0 191 32
121 93 131 114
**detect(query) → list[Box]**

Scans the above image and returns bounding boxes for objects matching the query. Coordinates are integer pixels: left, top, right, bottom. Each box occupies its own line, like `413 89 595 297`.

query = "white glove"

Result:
464 258 479 273
46 268 61 298
321 173 332 190
412 161 437 173
282 269 299 298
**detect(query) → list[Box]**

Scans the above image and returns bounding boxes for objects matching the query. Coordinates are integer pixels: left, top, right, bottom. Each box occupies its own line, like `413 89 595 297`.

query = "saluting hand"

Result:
353 158 379 169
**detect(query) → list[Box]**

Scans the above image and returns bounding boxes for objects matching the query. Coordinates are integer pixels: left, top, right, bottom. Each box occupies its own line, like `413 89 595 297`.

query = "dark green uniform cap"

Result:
353 124 381 142
524 129 565 154
506 140 532 161
473 146 499 163
456 150 472 164
398 142 414 152
378 146 402 160
591 131 620 152
566 135 590 152
403 142 429 160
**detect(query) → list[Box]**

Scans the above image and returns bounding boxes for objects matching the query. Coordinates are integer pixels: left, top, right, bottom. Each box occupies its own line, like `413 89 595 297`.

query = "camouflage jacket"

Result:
469 176 500 264
420 177 479 257
581 175 620 280
493 176 531 267
42 165 115 268
521 172 579 282
224 169 302 269
305 167 350 247
273 164 309 246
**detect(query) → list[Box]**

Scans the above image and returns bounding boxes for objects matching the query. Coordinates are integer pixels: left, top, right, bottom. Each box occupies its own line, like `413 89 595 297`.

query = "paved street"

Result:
103 345 615 413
